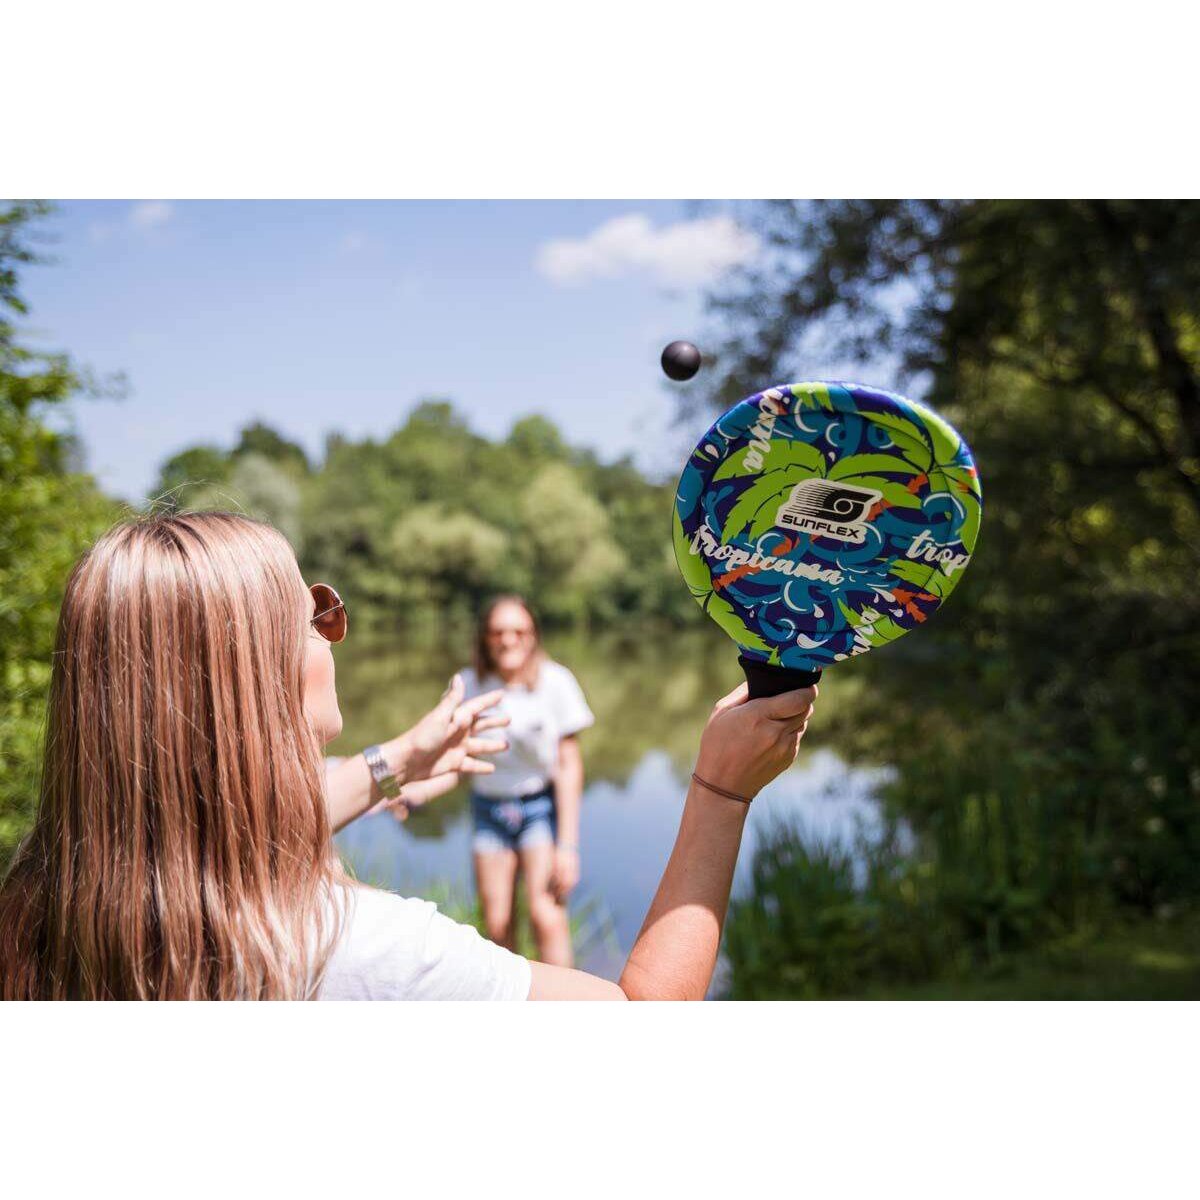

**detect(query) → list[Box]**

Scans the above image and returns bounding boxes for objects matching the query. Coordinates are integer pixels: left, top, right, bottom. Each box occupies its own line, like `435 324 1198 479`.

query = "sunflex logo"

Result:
742 389 788 472
775 479 882 544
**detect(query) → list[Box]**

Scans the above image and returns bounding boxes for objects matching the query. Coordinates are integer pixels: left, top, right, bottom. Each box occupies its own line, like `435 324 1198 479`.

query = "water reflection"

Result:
335 745 894 980
330 629 893 979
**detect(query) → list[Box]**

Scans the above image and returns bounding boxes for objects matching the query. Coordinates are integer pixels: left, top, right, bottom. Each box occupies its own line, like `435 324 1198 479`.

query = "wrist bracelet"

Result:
691 771 754 806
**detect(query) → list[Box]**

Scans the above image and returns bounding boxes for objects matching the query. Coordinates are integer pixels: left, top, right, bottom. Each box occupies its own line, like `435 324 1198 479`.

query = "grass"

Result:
420 879 621 964
860 917 1200 1000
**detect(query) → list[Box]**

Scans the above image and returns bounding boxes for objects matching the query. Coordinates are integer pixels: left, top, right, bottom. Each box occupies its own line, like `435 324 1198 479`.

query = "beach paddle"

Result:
673 381 982 698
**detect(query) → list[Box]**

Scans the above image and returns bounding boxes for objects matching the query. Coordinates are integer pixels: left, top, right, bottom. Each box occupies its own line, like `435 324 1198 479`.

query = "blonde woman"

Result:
462 595 591 966
0 512 818 1000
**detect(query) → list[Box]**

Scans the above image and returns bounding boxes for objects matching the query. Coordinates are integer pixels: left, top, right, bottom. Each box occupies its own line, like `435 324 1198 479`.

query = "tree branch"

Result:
985 343 1200 520
1088 201 1200 459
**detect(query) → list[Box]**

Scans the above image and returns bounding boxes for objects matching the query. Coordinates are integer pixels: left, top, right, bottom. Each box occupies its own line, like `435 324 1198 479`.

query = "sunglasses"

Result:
309 583 348 644
486 626 535 642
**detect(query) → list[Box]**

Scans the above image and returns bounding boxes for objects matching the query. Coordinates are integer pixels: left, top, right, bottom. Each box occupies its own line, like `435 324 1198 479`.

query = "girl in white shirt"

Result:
460 595 593 968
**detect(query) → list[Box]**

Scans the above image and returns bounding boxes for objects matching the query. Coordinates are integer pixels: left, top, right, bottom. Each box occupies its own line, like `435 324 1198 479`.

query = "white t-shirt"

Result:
460 660 594 799
319 885 531 1001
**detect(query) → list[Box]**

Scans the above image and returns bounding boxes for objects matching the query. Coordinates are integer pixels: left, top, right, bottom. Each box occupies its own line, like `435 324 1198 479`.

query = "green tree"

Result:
289 400 683 636
151 443 231 505
232 420 310 476
0 202 119 865
388 503 516 623
187 452 306 551
506 414 569 464
705 201 1200 989
518 463 629 623
150 420 310 511
709 201 1200 524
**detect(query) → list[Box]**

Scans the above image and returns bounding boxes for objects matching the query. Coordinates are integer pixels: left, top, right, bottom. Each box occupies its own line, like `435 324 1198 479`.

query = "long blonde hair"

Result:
0 512 340 999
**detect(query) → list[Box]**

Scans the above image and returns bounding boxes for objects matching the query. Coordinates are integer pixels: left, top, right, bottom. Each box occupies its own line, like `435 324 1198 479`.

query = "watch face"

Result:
673 381 981 673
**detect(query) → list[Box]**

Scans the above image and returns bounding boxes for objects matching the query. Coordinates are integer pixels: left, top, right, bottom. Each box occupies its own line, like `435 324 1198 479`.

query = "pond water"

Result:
330 629 893 980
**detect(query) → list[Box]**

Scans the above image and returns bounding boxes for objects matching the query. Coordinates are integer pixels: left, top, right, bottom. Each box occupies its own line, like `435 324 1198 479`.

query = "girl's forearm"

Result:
617 782 748 1001
554 739 584 846
326 736 409 832
529 785 750 1000
531 682 814 1001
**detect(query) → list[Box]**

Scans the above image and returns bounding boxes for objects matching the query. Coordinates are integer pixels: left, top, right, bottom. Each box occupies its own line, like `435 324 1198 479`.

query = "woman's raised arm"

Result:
528 680 817 1000
325 676 510 832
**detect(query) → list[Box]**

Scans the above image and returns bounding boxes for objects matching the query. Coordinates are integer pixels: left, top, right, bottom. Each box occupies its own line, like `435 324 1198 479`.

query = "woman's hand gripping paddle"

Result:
672 381 982 698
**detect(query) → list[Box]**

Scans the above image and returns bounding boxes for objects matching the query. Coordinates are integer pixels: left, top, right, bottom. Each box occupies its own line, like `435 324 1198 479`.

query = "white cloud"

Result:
129 200 174 229
339 231 370 254
535 213 759 288
86 203 173 244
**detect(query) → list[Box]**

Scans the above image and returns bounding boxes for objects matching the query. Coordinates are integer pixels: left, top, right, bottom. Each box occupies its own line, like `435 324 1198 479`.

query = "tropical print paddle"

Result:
673 382 982 697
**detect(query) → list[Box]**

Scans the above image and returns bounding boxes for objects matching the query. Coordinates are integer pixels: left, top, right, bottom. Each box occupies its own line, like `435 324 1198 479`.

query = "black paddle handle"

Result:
738 654 822 699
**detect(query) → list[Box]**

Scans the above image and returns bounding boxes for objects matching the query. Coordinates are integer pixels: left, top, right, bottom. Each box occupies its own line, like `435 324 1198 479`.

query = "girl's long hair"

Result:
0 511 340 1000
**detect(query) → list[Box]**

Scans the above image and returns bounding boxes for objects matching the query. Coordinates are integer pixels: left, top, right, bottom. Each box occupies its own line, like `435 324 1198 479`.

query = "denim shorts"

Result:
471 786 556 854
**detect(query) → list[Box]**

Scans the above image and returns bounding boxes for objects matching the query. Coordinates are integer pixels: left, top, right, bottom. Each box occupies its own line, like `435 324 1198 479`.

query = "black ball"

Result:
661 340 702 382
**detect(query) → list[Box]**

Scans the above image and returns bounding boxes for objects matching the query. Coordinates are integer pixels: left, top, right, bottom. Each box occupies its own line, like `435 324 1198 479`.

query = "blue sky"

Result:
20 200 761 500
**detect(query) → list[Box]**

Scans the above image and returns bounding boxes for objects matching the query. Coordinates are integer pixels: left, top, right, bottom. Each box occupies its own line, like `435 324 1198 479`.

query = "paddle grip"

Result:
738 654 822 699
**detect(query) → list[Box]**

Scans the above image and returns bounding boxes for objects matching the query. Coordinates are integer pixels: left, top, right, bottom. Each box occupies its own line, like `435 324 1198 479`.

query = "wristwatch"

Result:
362 744 403 801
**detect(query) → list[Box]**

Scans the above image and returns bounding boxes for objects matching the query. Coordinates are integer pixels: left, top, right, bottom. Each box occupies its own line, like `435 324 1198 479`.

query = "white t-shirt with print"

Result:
319 885 531 1000
459 659 594 799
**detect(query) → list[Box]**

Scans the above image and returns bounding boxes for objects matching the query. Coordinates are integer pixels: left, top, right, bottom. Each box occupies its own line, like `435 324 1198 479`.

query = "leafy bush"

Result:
0 202 121 866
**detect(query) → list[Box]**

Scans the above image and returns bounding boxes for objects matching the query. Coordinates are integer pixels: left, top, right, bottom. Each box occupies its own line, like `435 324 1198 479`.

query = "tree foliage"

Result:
150 398 691 637
0 203 120 864
710 201 1200 991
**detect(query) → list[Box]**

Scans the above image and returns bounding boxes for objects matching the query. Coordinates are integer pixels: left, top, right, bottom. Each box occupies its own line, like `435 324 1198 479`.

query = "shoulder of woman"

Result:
540 659 587 696
333 883 438 950
323 885 529 1001
538 658 574 687
538 661 593 733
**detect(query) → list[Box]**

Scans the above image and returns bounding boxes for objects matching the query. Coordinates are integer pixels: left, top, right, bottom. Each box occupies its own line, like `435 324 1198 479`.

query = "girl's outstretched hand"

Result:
693 680 818 800
402 674 510 783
